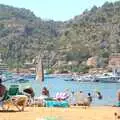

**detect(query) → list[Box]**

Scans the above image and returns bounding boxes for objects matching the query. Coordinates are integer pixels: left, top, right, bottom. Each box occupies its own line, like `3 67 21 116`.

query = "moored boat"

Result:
94 75 120 83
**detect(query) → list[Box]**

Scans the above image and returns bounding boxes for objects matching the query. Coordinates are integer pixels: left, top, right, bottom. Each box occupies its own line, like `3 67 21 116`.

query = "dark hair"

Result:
72 91 74 94
43 87 47 90
97 92 101 95
0 78 2 84
88 93 91 96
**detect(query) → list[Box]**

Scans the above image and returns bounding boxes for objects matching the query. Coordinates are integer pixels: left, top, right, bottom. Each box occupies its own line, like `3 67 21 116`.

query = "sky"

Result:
0 0 118 21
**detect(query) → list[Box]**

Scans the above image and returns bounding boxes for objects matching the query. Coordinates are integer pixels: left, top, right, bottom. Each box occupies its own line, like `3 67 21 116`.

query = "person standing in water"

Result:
96 91 103 100
87 93 92 103
42 87 50 97
117 90 120 107
69 91 76 106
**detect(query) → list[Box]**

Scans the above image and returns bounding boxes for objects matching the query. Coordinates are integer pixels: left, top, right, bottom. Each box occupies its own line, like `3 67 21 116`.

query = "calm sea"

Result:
4 74 120 106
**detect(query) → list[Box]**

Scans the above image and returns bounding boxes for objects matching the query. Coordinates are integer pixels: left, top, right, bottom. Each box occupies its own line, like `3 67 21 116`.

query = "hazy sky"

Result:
0 0 118 21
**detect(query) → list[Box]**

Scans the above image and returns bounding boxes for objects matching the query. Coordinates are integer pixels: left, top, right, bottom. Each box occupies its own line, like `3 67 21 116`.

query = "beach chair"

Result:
45 100 69 107
1 85 28 111
8 85 20 96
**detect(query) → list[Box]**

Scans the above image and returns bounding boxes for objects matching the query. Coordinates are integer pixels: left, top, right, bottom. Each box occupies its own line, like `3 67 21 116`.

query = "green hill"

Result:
0 1 120 71
58 1 120 69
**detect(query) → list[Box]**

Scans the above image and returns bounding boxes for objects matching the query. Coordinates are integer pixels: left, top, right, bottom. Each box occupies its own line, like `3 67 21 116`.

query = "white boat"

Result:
94 75 120 83
70 72 120 83
72 74 95 82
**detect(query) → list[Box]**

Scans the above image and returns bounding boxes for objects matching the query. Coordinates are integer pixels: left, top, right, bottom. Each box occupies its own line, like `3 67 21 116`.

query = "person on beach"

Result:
23 87 35 98
0 78 7 109
116 90 120 107
75 91 85 106
113 90 120 107
42 87 49 97
69 91 76 106
87 93 92 103
23 87 35 105
0 78 6 99
96 91 103 100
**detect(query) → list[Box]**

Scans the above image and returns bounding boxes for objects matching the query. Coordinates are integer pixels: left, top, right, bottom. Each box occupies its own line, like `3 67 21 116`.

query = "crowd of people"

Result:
40 86 104 107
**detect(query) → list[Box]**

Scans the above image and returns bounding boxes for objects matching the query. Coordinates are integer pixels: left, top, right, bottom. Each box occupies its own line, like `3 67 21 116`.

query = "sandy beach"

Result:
0 106 119 120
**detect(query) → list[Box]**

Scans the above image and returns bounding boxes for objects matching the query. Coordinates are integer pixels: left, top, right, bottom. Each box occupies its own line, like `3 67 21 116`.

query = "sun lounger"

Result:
1 85 28 111
10 95 28 111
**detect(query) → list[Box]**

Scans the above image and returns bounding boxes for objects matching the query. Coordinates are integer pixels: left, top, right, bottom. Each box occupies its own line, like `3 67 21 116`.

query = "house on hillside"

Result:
108 55 120 76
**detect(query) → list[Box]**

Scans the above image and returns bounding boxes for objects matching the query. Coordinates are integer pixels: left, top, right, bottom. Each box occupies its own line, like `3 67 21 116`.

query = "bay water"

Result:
4 75 120 106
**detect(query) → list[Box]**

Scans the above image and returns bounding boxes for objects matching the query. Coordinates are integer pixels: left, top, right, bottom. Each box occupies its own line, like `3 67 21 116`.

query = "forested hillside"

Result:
59 1 120 70
0 1 120 71
0 4 64 68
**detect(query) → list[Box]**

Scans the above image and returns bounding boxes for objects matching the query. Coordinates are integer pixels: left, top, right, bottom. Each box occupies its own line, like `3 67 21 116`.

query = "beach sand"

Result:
0 106 119 120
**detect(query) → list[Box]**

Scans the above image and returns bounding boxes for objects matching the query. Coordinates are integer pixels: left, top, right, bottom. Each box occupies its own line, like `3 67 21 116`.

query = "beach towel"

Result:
45 100 69 107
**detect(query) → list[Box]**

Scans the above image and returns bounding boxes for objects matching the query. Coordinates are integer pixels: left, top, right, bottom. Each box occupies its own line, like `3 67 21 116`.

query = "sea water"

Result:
4 75 120 106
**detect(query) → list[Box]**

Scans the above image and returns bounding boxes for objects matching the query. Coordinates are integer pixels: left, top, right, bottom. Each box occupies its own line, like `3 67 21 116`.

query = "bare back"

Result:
0 84 6 97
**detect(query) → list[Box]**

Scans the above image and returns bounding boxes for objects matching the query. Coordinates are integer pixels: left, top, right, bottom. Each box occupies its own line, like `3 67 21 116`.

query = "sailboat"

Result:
35 57 44 82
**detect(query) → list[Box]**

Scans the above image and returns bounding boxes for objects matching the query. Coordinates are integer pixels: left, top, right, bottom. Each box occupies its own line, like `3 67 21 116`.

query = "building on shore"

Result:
108 55 120 76
0 64 8 72
0 53 8 72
